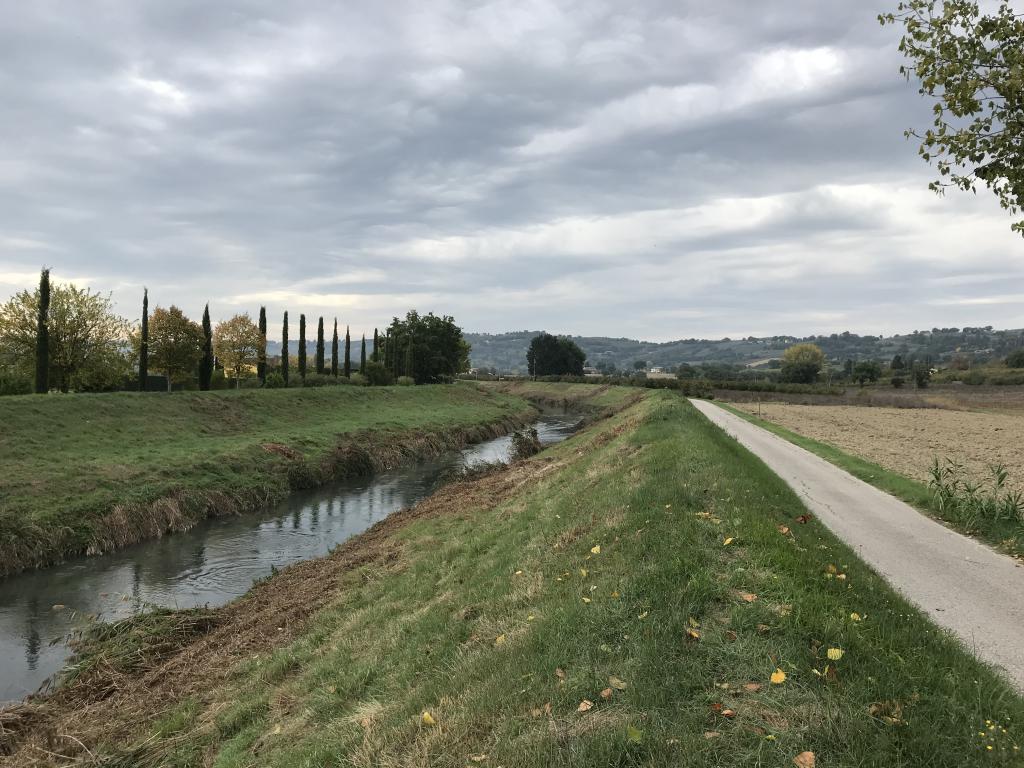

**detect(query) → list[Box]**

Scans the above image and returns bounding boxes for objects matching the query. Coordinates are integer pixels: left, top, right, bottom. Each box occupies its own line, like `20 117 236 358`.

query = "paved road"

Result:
691 399 1024 692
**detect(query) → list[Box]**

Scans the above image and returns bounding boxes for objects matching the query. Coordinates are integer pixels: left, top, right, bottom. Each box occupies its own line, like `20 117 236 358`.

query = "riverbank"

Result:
4 388 1021 766
0 384 541 576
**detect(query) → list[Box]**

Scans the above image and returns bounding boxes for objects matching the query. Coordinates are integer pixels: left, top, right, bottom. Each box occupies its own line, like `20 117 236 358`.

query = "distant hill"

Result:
464 327 1024 374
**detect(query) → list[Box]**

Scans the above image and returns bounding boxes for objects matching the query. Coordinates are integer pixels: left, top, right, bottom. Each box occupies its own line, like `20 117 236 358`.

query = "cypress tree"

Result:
199 304 214 391
298 314 307 379
257 306 267 384
344 325 351 377
331 319 339 377
372 328 379 362
139 287 149 391
315 316 325 374
281 311 289 386
34 268 50 394
360 334 367 373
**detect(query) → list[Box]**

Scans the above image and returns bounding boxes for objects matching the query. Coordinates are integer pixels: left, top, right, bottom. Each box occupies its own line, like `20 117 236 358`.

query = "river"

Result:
0 412 581 703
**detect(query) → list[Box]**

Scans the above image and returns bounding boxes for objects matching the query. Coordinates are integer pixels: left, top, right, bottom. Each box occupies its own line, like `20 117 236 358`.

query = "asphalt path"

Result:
691 398 1024 692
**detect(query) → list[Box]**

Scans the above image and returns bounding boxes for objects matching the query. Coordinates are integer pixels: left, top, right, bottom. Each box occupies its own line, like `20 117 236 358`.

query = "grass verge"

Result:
718 403 1024 559
3 389 1022 766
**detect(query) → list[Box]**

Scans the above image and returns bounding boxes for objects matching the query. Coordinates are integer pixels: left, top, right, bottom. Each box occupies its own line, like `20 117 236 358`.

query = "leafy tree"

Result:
0 280 131 393
35 268 49 393
360 334 367 373
281 311 290 386
214 313 261 387
526 333 586 377
780 343 825 384
316 316 325 374
853 360 883 385
199 305 214 391
256 305 268 385
1006 349 1024 368
384 311 470 383
912 360 933 388
331 319 339 377
633 359 647 371
881 2 1024 235
139 288 149 390
150 306 203 392
344 325 351 377
891 353 905 371
298 314 307 380
843 358 854 379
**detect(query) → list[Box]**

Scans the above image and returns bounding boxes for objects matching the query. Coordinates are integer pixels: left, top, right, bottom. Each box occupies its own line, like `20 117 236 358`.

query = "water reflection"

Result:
0 413 579 703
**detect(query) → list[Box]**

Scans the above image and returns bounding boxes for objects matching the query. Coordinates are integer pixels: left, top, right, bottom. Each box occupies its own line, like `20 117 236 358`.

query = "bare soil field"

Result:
718 384 1024 413
727 401 1024 492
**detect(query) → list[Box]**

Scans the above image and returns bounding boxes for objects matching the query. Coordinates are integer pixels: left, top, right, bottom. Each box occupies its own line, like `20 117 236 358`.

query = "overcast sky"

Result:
1 1 1021 342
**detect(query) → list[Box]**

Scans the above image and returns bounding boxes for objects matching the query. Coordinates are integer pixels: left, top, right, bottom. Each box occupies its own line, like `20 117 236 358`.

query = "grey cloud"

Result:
1 1 1021 340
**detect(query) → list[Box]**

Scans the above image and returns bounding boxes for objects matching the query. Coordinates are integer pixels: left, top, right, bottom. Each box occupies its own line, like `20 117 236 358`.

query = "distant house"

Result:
583 366 602 378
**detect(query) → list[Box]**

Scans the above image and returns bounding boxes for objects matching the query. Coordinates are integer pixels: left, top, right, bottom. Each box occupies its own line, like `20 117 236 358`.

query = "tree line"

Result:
0 269 470 395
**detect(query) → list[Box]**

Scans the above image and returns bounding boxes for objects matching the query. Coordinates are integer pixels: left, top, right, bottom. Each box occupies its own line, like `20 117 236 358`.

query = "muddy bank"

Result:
1 409 537 578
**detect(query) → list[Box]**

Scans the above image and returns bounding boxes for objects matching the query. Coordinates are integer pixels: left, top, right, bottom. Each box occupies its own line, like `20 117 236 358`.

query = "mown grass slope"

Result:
0 383 533 573
13 389 1021 766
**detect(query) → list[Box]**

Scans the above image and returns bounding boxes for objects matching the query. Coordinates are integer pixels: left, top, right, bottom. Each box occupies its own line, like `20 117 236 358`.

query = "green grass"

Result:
0 383 535 573
89 391 1023 767
718 403 1024 558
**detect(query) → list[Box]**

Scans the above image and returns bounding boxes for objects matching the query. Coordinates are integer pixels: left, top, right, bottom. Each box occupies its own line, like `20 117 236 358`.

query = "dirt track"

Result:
726 402 1024 492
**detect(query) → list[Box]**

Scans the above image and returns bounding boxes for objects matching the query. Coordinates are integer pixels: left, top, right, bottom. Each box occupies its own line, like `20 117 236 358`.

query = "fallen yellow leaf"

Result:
850 612 862 622
740 592 758 603
555 668 566 681
688 616 700 628
827 647 844 661
494 634 506 646
638 611 649 619
609 675 628 690
600 687 613 700
686 628 701 642
723 537 734 546
591 544 601 555
579 568 588 577
469 755 487 763
421 711 436 726
577 699 594 713
611 590 620 598
770 669 787 685
581 597 592 604
793 751 815 768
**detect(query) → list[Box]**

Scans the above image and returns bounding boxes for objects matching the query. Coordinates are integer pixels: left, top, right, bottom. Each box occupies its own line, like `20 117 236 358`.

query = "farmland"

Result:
725 398 1024 494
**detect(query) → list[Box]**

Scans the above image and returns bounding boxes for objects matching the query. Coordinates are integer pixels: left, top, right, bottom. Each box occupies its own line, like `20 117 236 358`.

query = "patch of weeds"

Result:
929 458 1024 532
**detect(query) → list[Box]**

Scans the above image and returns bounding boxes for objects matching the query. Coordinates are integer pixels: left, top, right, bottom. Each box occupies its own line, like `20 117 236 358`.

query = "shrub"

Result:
891 375 905 389
210 369 228 390
301 373 335 388
0 371 32 396
264 372 286 389
348 372 367 386
962 369 986 385
397 376 415 386
510 428 542 461
1006 349 1024 368
363 360 393 386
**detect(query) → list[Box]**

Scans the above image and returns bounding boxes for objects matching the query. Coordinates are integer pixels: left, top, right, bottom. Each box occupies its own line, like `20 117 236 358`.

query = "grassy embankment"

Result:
718 403 1024 559
0 383 542 575
5 388 1022 766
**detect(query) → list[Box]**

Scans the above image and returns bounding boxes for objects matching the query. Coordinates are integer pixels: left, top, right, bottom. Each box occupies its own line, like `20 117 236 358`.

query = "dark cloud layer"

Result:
1 1 1021 340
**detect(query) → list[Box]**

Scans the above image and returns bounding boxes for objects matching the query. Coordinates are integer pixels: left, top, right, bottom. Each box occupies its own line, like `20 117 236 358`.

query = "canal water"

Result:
0 413 581 703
